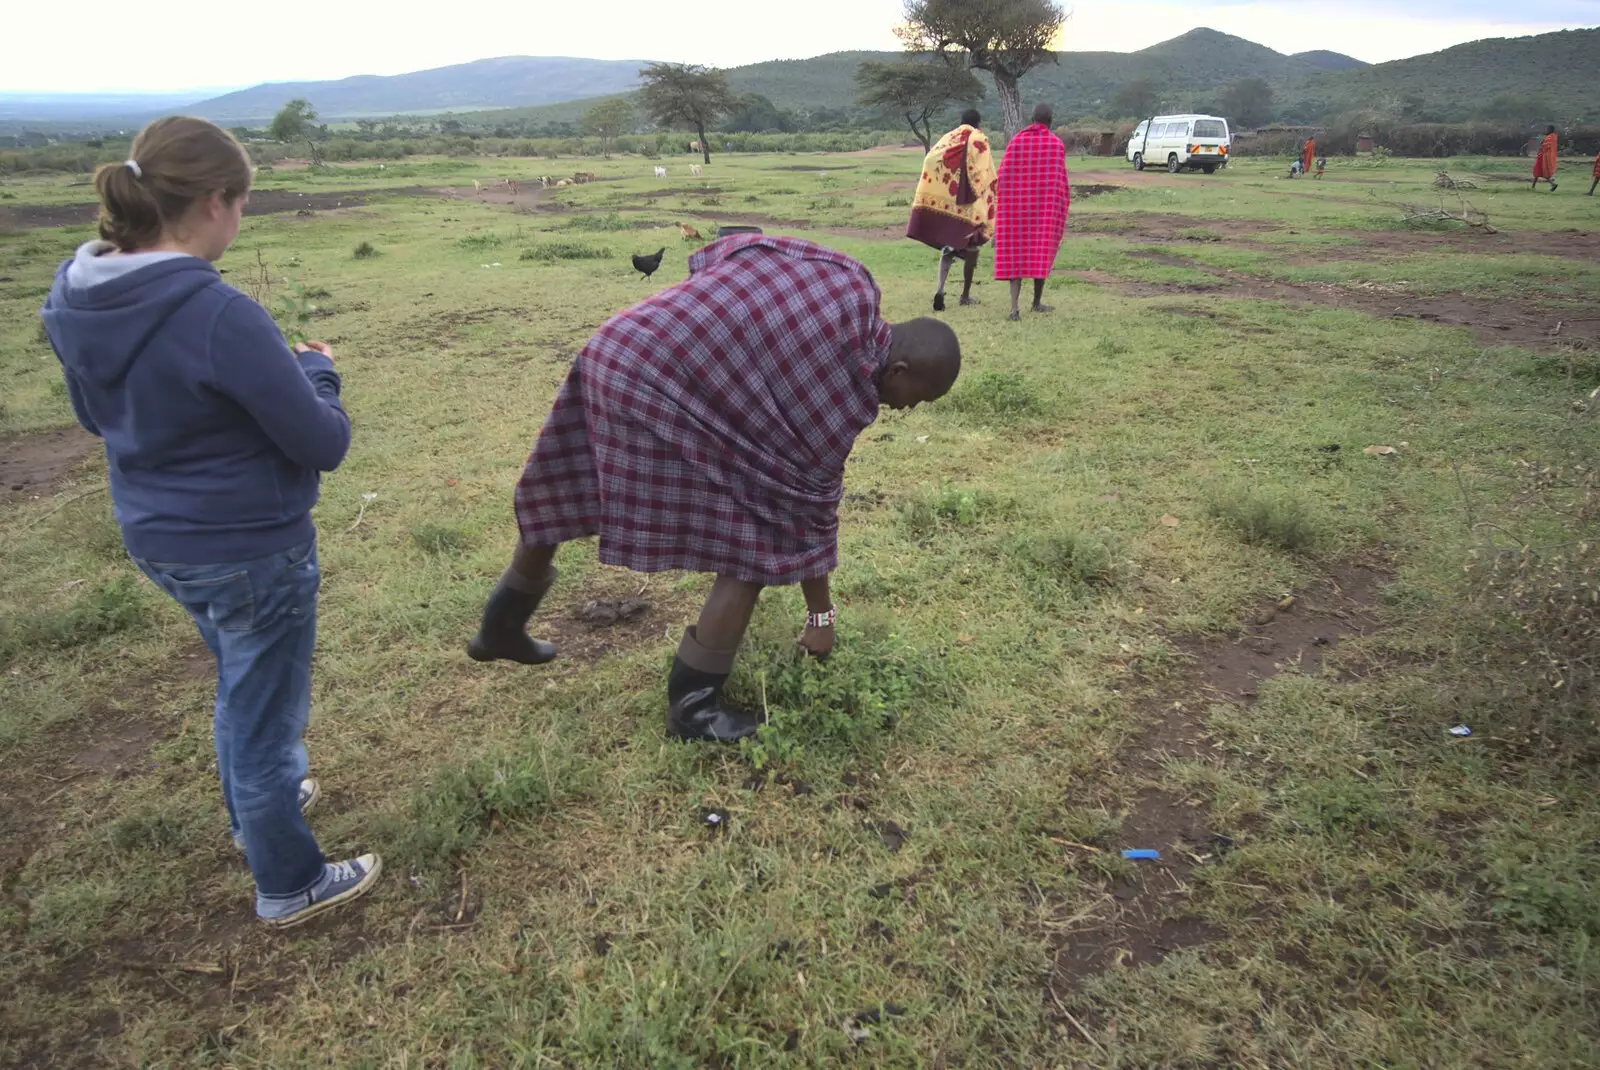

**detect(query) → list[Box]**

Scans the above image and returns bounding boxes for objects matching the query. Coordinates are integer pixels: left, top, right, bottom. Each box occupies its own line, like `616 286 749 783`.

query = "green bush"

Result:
564 213 643 232
0 574 149 662
731 607 949 772
352 240 379 259
943 370 1046 420
519 242 612 263
898 483 1002 536
1008 529 1118 592
411 522 473 555
1208 488 1320 551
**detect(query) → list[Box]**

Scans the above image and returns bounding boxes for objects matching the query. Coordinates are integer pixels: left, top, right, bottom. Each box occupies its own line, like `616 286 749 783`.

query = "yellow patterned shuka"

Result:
906 124 999 254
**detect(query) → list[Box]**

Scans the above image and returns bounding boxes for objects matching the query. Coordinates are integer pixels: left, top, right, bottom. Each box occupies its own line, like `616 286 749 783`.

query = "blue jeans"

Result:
133 539 326 906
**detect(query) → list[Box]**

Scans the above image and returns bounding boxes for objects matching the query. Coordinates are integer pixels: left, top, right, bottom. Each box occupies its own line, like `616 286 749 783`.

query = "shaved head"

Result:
880 318 961 409
1032 103 1054 127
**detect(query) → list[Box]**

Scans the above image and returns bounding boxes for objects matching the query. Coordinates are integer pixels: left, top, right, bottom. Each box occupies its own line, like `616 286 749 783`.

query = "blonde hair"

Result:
94 116 253 252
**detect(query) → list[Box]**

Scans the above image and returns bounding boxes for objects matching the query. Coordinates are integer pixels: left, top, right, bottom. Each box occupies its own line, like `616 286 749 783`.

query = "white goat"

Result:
690 164 702 177
654 166 667 179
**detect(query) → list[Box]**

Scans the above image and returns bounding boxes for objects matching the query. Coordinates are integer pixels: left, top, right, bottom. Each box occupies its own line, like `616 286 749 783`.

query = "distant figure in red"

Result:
1589 149 1598 196
993 103 1070 322
1532 126 1559 191
1301 136 1317 178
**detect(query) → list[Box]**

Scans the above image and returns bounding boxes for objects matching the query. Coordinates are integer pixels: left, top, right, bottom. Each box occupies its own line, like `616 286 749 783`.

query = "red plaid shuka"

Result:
993 123 1071 280
513 235 892 585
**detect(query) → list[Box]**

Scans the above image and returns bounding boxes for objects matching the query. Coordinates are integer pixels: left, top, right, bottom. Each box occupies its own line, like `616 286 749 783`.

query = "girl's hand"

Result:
295 340 334 360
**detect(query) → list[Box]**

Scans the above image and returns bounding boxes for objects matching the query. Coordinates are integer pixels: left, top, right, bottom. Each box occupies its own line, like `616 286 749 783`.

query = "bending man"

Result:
994 104 1071 321
468 235 961 742
907 109 998 312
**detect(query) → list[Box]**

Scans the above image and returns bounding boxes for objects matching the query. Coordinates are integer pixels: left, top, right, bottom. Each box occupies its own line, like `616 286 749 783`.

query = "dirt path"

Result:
0 187 446 230
1062 254 1600 351
1 426 98 497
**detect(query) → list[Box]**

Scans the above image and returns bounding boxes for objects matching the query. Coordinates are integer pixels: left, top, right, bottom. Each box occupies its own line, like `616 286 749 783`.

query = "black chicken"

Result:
631 248 666 280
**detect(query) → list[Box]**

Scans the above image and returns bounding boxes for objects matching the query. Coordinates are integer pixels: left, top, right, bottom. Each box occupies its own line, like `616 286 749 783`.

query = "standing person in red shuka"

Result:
993 104 1071 322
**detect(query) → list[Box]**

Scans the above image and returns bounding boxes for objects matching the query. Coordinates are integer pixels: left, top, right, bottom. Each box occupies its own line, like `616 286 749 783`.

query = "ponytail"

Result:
94 116 253 252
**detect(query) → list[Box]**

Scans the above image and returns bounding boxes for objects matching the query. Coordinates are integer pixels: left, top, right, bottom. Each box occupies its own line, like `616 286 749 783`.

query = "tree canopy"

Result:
638 63 734 164
856 60 986 150
1219 78 1275 129
1110 79 1160 120
581 98 634 157
268 98 324 164
897 0 1066 135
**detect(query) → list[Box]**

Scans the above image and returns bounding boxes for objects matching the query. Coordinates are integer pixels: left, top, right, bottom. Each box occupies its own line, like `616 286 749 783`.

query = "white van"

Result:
1128 114 1231 173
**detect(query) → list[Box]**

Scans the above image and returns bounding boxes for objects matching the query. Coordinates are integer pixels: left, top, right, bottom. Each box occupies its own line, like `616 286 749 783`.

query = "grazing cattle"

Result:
654 166 668 179
556 178 572 187
539 176 552 189
506 180 520 195
572 172 596 184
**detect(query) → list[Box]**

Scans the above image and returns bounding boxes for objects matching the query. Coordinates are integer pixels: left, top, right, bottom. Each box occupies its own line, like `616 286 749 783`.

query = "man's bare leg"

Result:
669 575 763 742
959 250 980 304
1007 279 1023 321
1031 278 1054 313
467 543 559 664
933 249 956 312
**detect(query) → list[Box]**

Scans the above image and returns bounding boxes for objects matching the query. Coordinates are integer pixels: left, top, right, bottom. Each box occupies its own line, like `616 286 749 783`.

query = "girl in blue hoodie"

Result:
41 116 381 929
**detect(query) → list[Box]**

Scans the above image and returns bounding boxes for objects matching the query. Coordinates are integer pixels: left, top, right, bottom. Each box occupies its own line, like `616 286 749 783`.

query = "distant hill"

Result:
1281 26 1600 122
184 57 653 123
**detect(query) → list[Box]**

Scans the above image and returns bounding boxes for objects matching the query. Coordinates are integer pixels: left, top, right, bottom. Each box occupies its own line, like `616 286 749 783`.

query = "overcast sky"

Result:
5 0 1596 94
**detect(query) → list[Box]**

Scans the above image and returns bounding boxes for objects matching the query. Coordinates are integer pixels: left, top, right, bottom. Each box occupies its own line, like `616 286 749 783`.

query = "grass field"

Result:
2 149 1598 1068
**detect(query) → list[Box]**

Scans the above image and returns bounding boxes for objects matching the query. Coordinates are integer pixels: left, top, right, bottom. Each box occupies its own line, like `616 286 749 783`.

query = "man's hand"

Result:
797 623 835 659
294 340 334 360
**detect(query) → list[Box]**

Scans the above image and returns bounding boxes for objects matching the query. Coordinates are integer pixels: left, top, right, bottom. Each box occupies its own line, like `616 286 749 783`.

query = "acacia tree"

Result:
1111 79 1160 120
638 63 732 165
269 98 323 165
856 60 985 151
582 97 634 158
897 0 1066 136
1219 78 1274 129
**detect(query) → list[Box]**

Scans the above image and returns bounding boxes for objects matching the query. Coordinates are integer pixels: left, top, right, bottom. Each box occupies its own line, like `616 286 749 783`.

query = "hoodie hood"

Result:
43 241 222 387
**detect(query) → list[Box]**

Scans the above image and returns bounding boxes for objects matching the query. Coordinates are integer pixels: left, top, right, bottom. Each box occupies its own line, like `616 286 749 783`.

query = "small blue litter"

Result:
1448 725 1472 737
1121 849 1161 861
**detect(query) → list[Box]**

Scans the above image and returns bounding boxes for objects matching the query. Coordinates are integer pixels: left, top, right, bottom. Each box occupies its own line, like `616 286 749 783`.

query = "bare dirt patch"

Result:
0 187 447 231
1 425 98 497
1045 564 1387 998
1061 256 1600 351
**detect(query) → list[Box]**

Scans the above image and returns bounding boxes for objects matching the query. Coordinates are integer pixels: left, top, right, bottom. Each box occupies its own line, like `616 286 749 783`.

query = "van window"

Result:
1134 122 1148 138
1193 119 1227 139
1154 123 1171 137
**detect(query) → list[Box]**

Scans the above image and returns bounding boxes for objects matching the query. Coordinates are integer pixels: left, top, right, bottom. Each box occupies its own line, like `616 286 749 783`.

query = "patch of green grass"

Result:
941 369 1046 421
1208 487 1321 552
1007 529 1119 592
352 240 378 259
520 241 613 262
564 212 644 231
410 521 473 555
897 483 1003 536
0 574 149 663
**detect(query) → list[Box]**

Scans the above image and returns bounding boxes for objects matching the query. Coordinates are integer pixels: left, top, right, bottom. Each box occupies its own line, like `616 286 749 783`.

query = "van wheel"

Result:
1132 153 1144 171
1167 154 1181 174
1202 164 1217 174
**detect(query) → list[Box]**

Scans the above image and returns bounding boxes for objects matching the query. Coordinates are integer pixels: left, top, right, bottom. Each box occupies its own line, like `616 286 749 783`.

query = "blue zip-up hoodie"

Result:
41 241 351 564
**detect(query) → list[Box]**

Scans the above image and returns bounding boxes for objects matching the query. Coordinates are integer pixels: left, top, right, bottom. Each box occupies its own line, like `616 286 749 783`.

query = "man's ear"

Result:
883 359 911 380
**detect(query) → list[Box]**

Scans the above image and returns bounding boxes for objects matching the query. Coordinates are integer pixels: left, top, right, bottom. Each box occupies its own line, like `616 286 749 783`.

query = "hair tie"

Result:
124 159 142 179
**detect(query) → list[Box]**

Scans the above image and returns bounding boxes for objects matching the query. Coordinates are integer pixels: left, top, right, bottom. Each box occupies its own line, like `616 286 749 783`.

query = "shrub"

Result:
898 483 1002 537
943 369 1046 421
519 242 612 262
1208 488 1320 551
1009 529 1118 592
731 606 950 772
411 522 473 555
564 213 640 231
352 240 378 259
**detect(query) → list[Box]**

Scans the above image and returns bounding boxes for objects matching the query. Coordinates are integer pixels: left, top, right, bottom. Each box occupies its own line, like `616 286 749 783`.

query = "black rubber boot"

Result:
467 571 557 665
666 658 760 743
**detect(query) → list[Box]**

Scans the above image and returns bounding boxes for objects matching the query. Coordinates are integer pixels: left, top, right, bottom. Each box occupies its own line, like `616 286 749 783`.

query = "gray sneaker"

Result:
259 854 383 929
232 778 321 851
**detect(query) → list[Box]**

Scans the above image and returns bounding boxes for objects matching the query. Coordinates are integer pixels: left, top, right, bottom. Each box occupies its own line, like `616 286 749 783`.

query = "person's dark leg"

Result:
934 248 957 312
668 576 763 742
1007 278 1023 321
468 543 558 664
1031 278 1053 313
959 250 979 304
1590 178 1598 196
